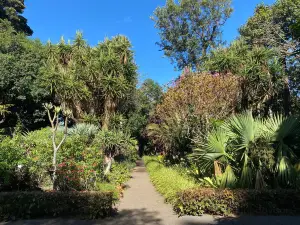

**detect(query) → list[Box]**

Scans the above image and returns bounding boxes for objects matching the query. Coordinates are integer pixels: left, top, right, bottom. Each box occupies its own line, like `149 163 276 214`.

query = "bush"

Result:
107 162 133 186
21 128 104 191
0 136 39 191
175 188 300 216
143 156 197 204
0 191 116 221
69 123 99 142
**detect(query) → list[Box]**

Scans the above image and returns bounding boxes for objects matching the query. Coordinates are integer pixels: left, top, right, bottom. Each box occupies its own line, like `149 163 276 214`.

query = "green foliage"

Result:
147 73 240 159
0 20 50 130
147 115 193 161
41 33 138 128
175 188 300 216
0 191 116 220
82 113 100 126
69 123 99 141
95 182 119 199
0 0 33 35
238 0 300 115
93 129 138 161
205 39 285 114
143 156 197 204
107 162 133 186
191 112 300 189
152 0 233 69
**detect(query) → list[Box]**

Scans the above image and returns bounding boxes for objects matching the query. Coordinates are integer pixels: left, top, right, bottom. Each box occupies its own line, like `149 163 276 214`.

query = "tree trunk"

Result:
282 57 291 116
102 96 116 130
283 76 291 116
52 148 57 190
104 156 113 175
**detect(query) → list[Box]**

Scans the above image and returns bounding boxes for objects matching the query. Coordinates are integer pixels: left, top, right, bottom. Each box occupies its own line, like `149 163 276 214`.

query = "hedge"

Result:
175 188 300 216
143 156 197 204
0 191 116 221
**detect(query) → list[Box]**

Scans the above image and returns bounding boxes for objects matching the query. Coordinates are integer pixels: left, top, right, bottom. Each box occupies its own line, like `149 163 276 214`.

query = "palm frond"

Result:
220 165 237 189
191 128 231 172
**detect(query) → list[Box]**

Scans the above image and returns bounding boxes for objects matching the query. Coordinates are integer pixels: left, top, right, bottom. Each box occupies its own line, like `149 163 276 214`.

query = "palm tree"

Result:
192 112 300 189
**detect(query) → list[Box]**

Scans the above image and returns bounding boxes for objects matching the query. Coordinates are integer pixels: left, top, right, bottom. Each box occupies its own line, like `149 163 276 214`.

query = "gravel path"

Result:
2 160 300 225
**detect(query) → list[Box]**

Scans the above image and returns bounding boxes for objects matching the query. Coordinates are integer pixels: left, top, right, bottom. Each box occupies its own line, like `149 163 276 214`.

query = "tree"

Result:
90 35 137 129
205 39 286 115
0 20 51 130
155 73 240 122
239 0 300 115
152 0 233 70
0 1 33 35
147 73 240 159
41 33 91 119
44 103 72 190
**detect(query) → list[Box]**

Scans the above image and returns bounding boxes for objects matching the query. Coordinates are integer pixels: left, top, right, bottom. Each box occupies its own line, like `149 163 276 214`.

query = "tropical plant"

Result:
69 123 99 141
191 112 300 189
147 114 192 161
92 129 137 175
205 39 286 115
44 103 72 190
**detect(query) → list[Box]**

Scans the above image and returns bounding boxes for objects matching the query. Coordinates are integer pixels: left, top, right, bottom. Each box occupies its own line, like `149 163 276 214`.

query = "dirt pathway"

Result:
2 160 300 225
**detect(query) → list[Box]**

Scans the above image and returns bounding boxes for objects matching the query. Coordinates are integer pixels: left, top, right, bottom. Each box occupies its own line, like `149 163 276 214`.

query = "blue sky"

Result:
24 0 275 85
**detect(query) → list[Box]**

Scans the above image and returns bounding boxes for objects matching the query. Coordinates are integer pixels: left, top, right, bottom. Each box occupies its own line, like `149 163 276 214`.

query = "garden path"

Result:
2 160 300 225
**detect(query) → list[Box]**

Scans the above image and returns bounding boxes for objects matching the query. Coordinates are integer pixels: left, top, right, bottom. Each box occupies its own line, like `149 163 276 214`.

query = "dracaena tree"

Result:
89 35 137 129
44 103 72 190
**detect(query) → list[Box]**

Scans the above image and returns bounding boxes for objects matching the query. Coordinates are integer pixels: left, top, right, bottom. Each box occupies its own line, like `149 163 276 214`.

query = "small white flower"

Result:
17 165 23 169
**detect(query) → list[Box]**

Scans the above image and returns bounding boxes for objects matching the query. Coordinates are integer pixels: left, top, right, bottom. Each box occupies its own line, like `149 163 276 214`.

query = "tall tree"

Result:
0 0 32 35
0 20 50 130
239 0 300 115
90 35 137 129
205 39 285 115
152 0 232 70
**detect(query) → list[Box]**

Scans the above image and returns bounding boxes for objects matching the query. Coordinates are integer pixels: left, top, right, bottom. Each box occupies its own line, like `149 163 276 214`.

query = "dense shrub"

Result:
175 188 300 216
156 73 240 122
0 191 116 221
107 162 134 186
0 136 39 191
143 156 197 203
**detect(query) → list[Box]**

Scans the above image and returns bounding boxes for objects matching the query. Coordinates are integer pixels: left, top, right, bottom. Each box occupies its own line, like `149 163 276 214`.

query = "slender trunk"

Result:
283 76 291 116
51 116 68 190
52 148 57 190
282 57 291 116
104 155 113 175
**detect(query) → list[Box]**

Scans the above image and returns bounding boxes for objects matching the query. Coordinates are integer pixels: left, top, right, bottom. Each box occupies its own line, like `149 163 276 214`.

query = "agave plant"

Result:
69 123 99 140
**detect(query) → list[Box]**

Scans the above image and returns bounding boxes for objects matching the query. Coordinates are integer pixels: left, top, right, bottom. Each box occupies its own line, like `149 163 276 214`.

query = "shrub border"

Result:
0 191 116 221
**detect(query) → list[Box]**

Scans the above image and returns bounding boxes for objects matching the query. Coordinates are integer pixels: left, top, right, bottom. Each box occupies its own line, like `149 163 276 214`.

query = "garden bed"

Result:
0 191 117 221
144 156 300 217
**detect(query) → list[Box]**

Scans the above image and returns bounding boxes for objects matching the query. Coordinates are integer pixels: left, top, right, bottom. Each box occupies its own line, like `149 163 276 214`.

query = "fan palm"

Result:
263 115 300 186
192 112 300 189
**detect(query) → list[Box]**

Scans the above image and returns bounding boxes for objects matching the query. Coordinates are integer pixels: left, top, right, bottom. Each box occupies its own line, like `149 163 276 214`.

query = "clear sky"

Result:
24 0 275 85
